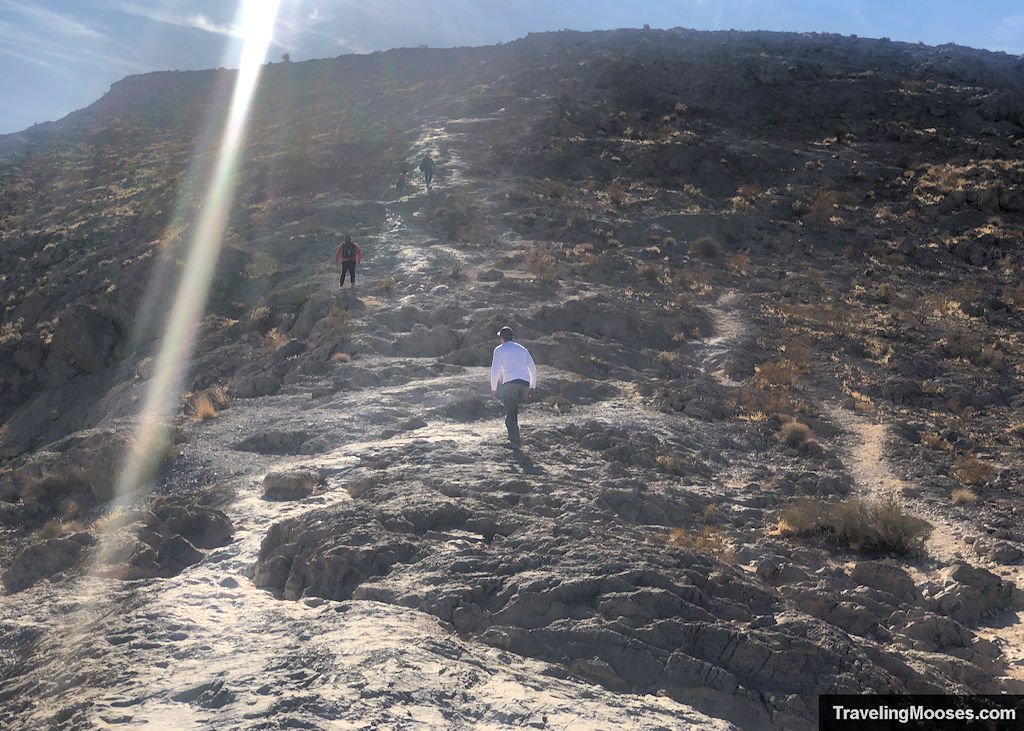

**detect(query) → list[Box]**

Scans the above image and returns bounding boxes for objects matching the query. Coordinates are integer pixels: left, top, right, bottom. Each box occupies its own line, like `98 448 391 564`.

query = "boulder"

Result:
2 533 93 593
9 427 142 506
151 502 234 549
930 562 1017 623
262 470 320 501
850 561 919 603
45 305 121 374
156 534 203 576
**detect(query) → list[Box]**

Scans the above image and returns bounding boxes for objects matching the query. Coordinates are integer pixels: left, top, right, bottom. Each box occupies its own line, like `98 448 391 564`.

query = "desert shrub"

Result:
726 250 750 276
281 284 312 313
249 305 273 333
940 329 1001 368
919 431 953 452
1003 282 1024 308
637 263 665 286
541 178 567 199
974 346 1005 371
805 187 838 230
245 251 279 279
525 244 558 282
0 317 24 344
780 492 929 555
606 179 628 207
951 488 978 505
777 419 812 448
261 328 288 353
569 243 597 268
656 454 685 474
323 307 353 338
953 454 996 486
755 359 800 389
735 388 791 420
690 235 721 259
377 276 398 295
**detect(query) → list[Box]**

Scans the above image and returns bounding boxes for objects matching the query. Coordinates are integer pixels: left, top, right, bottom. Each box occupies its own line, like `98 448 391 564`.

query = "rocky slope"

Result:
1 28 1024 729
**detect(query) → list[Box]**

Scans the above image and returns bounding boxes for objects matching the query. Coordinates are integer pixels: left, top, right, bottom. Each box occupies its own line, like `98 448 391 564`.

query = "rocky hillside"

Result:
1 28 1024 729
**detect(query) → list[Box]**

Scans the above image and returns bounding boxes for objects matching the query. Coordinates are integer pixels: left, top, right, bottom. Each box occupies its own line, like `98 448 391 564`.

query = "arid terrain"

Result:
1 28 1024 729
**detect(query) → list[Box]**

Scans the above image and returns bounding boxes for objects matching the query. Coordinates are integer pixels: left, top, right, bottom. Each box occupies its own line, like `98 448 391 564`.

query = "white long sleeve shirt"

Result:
490 341 537 391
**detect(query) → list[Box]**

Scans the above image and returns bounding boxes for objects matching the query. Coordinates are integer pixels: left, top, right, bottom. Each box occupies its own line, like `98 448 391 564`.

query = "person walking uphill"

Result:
490 326 537 447
335 234 362 287
419 155 435 190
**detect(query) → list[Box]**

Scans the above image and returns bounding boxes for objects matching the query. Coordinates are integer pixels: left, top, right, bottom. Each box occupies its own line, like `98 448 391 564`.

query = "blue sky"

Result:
1 0 1022 135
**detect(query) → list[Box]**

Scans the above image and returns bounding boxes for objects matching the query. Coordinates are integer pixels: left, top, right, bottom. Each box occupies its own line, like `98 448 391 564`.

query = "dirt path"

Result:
702 289 747 388
826 404 1024 685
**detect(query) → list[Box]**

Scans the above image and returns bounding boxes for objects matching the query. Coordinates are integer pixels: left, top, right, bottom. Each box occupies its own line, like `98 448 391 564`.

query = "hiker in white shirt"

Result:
490 326 537 447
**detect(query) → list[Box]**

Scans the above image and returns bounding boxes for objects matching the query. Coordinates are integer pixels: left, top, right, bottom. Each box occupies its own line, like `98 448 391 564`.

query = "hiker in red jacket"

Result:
335 234 362 287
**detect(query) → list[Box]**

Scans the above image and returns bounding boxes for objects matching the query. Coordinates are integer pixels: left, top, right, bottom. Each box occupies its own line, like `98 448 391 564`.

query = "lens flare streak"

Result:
110 0 282 510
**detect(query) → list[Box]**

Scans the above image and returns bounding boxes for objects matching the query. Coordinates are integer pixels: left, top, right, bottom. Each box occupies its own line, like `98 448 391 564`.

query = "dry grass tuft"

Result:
780 492 930 555
650 504 735 563
951 488 978 505
184 385 228 421
34 518 85 540
653 525 736 563
189 394 216 421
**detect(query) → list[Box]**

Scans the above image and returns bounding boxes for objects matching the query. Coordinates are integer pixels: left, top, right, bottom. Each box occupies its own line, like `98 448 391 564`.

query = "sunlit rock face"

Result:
3 27 1024 730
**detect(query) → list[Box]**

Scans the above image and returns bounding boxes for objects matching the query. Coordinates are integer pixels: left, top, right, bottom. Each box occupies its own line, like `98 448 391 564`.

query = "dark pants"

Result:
340 260 356 286
499 379 530 444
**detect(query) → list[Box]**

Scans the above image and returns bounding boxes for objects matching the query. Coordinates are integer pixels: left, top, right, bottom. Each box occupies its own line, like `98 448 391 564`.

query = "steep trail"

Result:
0 112 742 730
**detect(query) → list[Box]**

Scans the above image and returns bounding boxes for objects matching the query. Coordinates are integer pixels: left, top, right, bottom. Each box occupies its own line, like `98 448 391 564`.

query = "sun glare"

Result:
101 0 282 534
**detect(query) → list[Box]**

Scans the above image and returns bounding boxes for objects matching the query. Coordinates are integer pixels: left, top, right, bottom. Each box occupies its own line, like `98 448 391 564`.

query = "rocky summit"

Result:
2 27 1024 729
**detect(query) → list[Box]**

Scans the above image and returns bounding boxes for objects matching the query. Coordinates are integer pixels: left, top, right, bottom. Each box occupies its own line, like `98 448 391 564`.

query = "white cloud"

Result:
103 1 244 38
0 1 142 77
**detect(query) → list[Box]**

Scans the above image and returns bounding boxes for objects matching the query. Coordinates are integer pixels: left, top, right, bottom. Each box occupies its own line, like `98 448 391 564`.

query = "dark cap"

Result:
497 326 514 340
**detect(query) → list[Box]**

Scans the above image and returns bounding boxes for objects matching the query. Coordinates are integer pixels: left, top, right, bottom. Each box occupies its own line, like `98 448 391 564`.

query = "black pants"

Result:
499 379 530 444
340 260 356 286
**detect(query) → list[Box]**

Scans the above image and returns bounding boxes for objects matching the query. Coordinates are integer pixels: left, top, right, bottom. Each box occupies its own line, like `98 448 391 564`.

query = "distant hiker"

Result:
395 169 408 196
335 234 362 287
490 326 537 447
419 155 435 189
